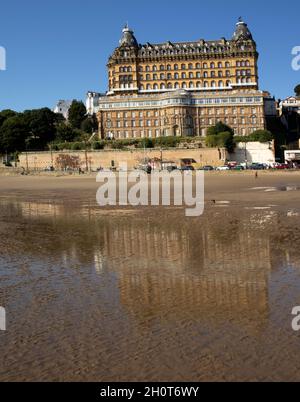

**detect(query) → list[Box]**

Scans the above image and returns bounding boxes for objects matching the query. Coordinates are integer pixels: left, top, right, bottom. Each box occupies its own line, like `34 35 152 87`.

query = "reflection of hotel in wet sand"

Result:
100 213 273 330
10 200 281 330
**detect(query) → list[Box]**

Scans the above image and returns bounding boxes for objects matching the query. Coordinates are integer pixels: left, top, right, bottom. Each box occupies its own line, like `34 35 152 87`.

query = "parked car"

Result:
203 166 214 171
180 166 195 172
231 165 245 171
275 163 289 170
216 166 230 171
166 166 178 173
249 163 265 170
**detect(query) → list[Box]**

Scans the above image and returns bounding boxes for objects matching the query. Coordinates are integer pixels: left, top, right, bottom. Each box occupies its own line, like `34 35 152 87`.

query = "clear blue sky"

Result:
0 0 299 112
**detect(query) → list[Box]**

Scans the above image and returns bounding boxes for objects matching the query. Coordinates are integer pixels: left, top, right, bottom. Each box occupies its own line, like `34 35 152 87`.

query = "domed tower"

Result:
119 24 138 48
107 25 140 95
231 18 259 90
232 17 254 42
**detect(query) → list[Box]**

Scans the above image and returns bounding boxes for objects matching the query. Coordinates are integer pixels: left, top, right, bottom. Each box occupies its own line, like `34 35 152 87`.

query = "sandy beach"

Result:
1 171 300 381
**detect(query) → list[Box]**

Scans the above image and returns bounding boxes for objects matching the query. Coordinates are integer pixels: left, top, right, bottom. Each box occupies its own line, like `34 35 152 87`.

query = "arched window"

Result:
236 61 241 67
246 60 250 67
225 62 230 68
218 62 222 68
196 81 201 88
160 73 165 80
182 72 186 79
210 62 215 69
174 73 179 79
218 81 223 87
160 65 164 71
218 71 223 77
226 80 231 87
188 63 193 70
196 63 201 69
146 66 150 72
211 81 216 87
182 82 187 88
203 71 208 78
153 83 158 90
160 83 165 89
146 84 151 90
127 66 132 72
167 83 172 89
146 74 150 80
204 81 209 88
247 77 251 83
226 70 230 77
153 65 157 71
167 73 172 80
174 64 179 70
139 66 143 72
203 63 208 69
140 85 144 90
189 82 194 88
167 64 171 71
174 82 180 89
189 72 194 78
181 64 186 70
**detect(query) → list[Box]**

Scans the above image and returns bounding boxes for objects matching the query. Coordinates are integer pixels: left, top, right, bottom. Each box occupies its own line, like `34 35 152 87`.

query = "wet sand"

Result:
1 172 300 382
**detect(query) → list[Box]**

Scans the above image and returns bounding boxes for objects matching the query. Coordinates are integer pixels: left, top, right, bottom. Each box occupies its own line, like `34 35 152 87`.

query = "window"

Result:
146 66 150 72
167 64 171 71
189 72 194 78
182 72 186 79
211 81 216 88
160 65 164 71
189 82 194 88
218 62 222 68
160 73 165 80
203 63 208 69
182 82 187 88
196 72 201 78
196 63 201 69
153 65 157 71
174 64 178 70
218 81 223 87
181 64 186 70
188 63 193 70
210 62 215 69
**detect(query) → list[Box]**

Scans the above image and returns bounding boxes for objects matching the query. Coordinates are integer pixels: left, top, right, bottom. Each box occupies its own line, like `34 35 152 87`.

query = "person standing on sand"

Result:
255 172 258 179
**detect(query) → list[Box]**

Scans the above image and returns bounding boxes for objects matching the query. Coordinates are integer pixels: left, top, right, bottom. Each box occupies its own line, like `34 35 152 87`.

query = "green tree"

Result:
56 123 76 142
68 100 87 129
250 129 273 143
23 108 58 148
295 84 300 97
0 110 18 128
0 115 29 153
207 121 234 136
81 115 98 134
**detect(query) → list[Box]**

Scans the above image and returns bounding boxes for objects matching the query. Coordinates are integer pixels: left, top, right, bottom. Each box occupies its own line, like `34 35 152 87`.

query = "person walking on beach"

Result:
255 172 258 179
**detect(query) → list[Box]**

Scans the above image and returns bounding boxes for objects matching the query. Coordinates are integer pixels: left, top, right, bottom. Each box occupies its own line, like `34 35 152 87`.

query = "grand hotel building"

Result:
88 19 276 139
